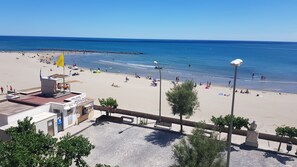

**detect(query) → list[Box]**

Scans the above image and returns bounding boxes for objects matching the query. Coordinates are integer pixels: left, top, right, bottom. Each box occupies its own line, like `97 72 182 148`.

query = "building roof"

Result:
0 101 35 116
46 74 68 81
9 92 78 106
49 74 67 79
31 112 56 123
0 112 56 130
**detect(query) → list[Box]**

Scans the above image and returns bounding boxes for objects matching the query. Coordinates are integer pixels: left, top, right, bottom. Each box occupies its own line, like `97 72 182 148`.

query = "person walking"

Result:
0 86 3 94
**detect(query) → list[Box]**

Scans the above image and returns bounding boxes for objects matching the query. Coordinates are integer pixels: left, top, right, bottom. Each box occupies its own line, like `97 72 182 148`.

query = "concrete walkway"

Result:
54 110 102 139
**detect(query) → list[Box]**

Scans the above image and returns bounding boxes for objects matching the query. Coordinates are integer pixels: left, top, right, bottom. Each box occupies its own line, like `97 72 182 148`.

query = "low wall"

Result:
94 105 297 145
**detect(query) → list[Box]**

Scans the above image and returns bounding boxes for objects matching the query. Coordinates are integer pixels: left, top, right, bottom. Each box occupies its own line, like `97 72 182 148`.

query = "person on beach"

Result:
10 85 12 91
176 76 179 83
151 80 157 87
245 89 250 94
125 76 129 82
252 73 255 80
135 73 140 78
111 83 120 87
228 80 231 87
0 86 3 94
261 75 266 80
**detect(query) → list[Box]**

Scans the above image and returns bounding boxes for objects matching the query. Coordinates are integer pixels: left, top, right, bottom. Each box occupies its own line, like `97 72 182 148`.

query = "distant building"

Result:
0 74 94 141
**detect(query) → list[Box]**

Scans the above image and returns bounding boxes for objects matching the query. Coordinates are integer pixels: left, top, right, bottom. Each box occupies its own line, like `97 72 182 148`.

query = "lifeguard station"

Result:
40 74 71 97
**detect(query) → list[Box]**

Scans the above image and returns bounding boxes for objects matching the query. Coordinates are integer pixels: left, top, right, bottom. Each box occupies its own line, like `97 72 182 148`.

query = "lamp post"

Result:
154 61 162 122
227 59 243 167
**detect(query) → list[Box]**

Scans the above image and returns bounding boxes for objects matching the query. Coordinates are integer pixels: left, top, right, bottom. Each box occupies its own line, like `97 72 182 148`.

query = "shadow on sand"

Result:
144 130 183 147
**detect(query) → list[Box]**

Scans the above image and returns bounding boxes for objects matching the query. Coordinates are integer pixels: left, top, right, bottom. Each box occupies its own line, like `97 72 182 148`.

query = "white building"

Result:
0 74 94 141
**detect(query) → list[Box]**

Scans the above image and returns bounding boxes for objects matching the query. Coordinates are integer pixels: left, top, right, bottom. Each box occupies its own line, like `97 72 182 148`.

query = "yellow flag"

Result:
56 53 64 67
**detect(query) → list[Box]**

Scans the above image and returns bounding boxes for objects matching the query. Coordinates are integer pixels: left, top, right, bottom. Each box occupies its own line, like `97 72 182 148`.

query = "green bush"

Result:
211 115 250 130
233 116 250 130
172 124 226 167
275 126 297 151
98 97 118 109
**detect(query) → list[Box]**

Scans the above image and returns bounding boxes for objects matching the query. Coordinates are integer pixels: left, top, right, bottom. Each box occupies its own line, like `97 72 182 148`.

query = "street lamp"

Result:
227 59 243 167
154 61 162 122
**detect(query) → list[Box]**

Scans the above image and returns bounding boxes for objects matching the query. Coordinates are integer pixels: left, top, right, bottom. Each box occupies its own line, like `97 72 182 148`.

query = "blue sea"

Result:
1 36 297 93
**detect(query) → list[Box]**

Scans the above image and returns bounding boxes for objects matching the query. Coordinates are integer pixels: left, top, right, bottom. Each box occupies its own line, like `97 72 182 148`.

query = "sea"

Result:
1 36 297 93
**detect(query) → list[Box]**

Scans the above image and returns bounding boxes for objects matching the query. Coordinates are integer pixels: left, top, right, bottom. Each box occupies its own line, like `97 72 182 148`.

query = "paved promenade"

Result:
54 110 297 166
76 121 297 167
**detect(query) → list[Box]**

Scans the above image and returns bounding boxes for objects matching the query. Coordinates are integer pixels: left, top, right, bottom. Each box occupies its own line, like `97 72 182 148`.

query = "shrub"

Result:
275 126 297 151
99 97 118 109
211 115 250 131
172 124 226 167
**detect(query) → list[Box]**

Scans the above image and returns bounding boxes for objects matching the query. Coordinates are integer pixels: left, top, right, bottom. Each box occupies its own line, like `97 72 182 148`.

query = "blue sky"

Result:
0 0 297 41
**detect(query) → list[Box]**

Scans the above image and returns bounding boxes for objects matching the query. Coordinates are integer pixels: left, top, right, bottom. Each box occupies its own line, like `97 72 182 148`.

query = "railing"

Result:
93 105 297 145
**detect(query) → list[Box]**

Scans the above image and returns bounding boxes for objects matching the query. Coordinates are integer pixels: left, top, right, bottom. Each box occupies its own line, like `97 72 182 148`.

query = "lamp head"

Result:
230 59 243 67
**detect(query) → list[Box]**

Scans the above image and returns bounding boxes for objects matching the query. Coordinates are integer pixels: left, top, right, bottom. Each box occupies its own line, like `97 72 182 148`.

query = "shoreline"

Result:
3 49 296 95
2 49 297 95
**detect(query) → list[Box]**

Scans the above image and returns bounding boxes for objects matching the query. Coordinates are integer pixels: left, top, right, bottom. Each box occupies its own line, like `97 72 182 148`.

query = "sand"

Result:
0 51 296 135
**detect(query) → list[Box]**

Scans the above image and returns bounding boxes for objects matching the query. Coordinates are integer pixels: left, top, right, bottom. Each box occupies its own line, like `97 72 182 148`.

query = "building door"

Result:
57 112 64 132
47 119 54 136
67 109 73 125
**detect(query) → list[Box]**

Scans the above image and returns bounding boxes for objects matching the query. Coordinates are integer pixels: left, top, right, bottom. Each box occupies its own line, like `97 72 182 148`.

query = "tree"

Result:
1 117 58 167
166 81 199 132
172 124 226 167
275 126 297 151
57 134 95 167
99 97 118 116
211 116 226 140
0 117 94 167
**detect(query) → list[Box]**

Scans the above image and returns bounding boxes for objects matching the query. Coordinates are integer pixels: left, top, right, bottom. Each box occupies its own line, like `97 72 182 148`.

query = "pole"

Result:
226 66 238 167
159 67 162 122
63 58 65 93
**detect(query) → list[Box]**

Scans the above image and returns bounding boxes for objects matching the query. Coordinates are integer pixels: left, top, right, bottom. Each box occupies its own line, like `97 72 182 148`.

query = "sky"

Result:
0 0 297 41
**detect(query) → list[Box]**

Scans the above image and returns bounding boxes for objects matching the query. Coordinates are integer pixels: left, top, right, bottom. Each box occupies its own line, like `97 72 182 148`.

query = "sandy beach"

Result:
0 51 296 135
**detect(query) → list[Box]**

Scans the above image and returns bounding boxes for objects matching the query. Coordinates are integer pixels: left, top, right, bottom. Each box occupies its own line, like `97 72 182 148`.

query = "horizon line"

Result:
1 34 297 43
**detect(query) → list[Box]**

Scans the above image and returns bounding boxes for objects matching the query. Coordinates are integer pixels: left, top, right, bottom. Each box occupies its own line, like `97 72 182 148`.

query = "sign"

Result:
57 117 62 125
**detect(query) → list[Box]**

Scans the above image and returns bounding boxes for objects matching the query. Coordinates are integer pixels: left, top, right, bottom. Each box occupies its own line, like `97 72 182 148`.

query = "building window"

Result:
68 114 73 125
67 109 72 115
82 107 88 115
53 109 60 113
